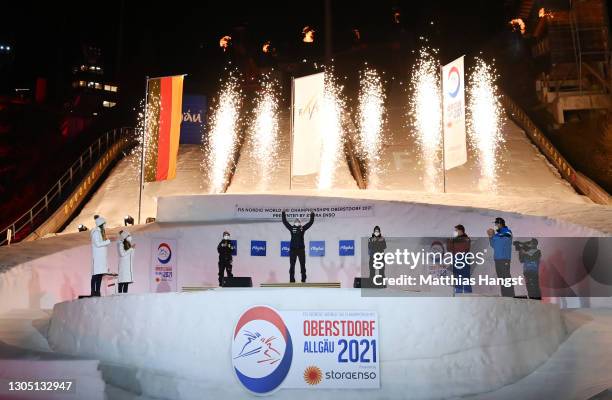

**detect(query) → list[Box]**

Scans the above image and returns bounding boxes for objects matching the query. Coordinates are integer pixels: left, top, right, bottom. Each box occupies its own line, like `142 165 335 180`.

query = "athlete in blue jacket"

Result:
488 217 515 297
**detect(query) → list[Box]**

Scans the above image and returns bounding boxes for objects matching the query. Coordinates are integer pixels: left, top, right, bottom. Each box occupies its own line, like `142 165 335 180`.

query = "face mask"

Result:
374 231 380 237
494 225 499 231
223 235 230 240
126 236 132 243
453 231 459 237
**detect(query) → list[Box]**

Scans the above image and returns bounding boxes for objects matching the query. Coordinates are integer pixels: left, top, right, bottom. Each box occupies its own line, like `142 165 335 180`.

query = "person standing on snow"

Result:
368 226 387 283
281 210 315 283
448 224 472 293
117 230 135 293
487 217 515 297
90 216 111 296
217 231 234 286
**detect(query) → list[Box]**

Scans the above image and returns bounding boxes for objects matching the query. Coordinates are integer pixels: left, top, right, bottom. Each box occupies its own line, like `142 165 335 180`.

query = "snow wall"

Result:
48 290 566 400
0 193 607 315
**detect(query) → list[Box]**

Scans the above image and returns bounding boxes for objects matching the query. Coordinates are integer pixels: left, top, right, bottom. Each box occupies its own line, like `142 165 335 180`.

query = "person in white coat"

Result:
90 216 111 296
117 230 135 293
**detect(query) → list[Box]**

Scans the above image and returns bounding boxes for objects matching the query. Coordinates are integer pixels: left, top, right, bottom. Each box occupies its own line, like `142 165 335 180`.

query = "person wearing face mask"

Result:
448 224 472 293
281 210 315 283
117 230 136 293
217 231 234 286
487 217 515 297
368 226 387 284
90 216 111 296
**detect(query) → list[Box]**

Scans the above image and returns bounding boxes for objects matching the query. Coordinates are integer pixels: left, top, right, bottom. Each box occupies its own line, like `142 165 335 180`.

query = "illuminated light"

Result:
302 26 315 43
357 67 386 188
262 41 271 53
317 70 346 190
538 8 554 18
219 35 232 51
352 28 361 41
205 73 243 193
393 11 401 24
509 18 526 35
409 48 443 192
250 75 280 190
467 58 504 193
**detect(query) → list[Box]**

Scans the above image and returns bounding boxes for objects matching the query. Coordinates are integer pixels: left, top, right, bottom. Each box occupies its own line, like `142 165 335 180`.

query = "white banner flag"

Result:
292 72 325 176
442 56 467 170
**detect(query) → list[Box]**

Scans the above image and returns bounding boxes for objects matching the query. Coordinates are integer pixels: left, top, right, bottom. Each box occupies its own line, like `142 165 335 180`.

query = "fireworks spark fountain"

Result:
317 71 346 190
251 76 280 190
467 58 504 193
357 67 386 188
410 48 443 192
205 74 242 193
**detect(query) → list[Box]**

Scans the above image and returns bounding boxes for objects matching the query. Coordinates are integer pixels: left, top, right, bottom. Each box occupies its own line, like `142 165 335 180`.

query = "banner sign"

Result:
309 241 326 257
251 240 267 256
441 56 467 170
180 94 206 144
230 240 238 256
150 238 178 293
292 72 325 176
281 241 291 257
339 240 355 256
232 306 380 395
234 204 374 220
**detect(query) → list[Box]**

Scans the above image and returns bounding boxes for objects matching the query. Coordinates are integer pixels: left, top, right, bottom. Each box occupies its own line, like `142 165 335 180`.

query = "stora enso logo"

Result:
232 306 293 394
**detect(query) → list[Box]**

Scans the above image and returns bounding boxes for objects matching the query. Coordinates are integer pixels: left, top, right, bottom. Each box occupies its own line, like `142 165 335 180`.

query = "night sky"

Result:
1 1 513 106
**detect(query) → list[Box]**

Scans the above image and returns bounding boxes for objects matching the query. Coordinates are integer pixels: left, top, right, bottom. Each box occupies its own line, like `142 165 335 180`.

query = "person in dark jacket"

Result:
368 226 387 282
515 238 542 299
448 224 472 293
488 217 515 297
281 210 315 283
217 231 234 286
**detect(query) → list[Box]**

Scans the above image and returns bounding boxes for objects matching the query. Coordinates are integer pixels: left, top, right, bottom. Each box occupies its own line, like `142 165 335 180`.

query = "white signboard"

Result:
150 238 178 293
441 56 467 170
232 306 379 395
234 204 374 219
292 72 325 176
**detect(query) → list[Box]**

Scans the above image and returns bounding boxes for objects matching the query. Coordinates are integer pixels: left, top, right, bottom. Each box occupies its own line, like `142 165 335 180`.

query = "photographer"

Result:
514 238 542 300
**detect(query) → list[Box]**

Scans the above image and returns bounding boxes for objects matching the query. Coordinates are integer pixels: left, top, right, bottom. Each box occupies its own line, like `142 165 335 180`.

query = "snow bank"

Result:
47 290 565 399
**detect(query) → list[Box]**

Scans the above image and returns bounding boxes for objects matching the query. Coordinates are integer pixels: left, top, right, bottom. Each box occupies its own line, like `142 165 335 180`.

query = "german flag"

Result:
144 75 184 182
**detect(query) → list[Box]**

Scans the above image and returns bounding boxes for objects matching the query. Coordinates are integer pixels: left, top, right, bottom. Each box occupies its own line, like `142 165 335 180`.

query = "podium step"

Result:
260 282 341 288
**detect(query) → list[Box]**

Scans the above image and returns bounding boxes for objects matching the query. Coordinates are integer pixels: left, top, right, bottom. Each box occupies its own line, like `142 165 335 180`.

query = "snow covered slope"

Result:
63 112 592 233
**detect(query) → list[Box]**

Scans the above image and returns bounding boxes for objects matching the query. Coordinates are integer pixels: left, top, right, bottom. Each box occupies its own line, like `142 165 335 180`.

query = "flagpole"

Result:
138 76 149 224
289 76 294 190
439 65 446 194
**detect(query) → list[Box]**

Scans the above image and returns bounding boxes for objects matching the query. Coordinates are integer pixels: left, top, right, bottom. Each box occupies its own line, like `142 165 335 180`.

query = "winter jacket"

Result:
489 226 513 260
368 236 387 256
117 241 135 283
91 226 111 275
217 239 234 263
282 211 315 249
448 234 471 254
519 248 541 272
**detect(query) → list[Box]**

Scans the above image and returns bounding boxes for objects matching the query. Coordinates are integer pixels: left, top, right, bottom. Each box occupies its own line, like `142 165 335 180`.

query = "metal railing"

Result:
0 127 135 246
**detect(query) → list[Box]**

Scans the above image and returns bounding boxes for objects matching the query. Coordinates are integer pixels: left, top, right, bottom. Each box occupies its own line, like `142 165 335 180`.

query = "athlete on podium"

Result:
281 210 315 283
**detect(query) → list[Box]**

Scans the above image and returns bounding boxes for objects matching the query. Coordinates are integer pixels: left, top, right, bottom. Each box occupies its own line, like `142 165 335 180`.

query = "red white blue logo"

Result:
447 66 461 98
157 243 172 264
232 306 293 394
